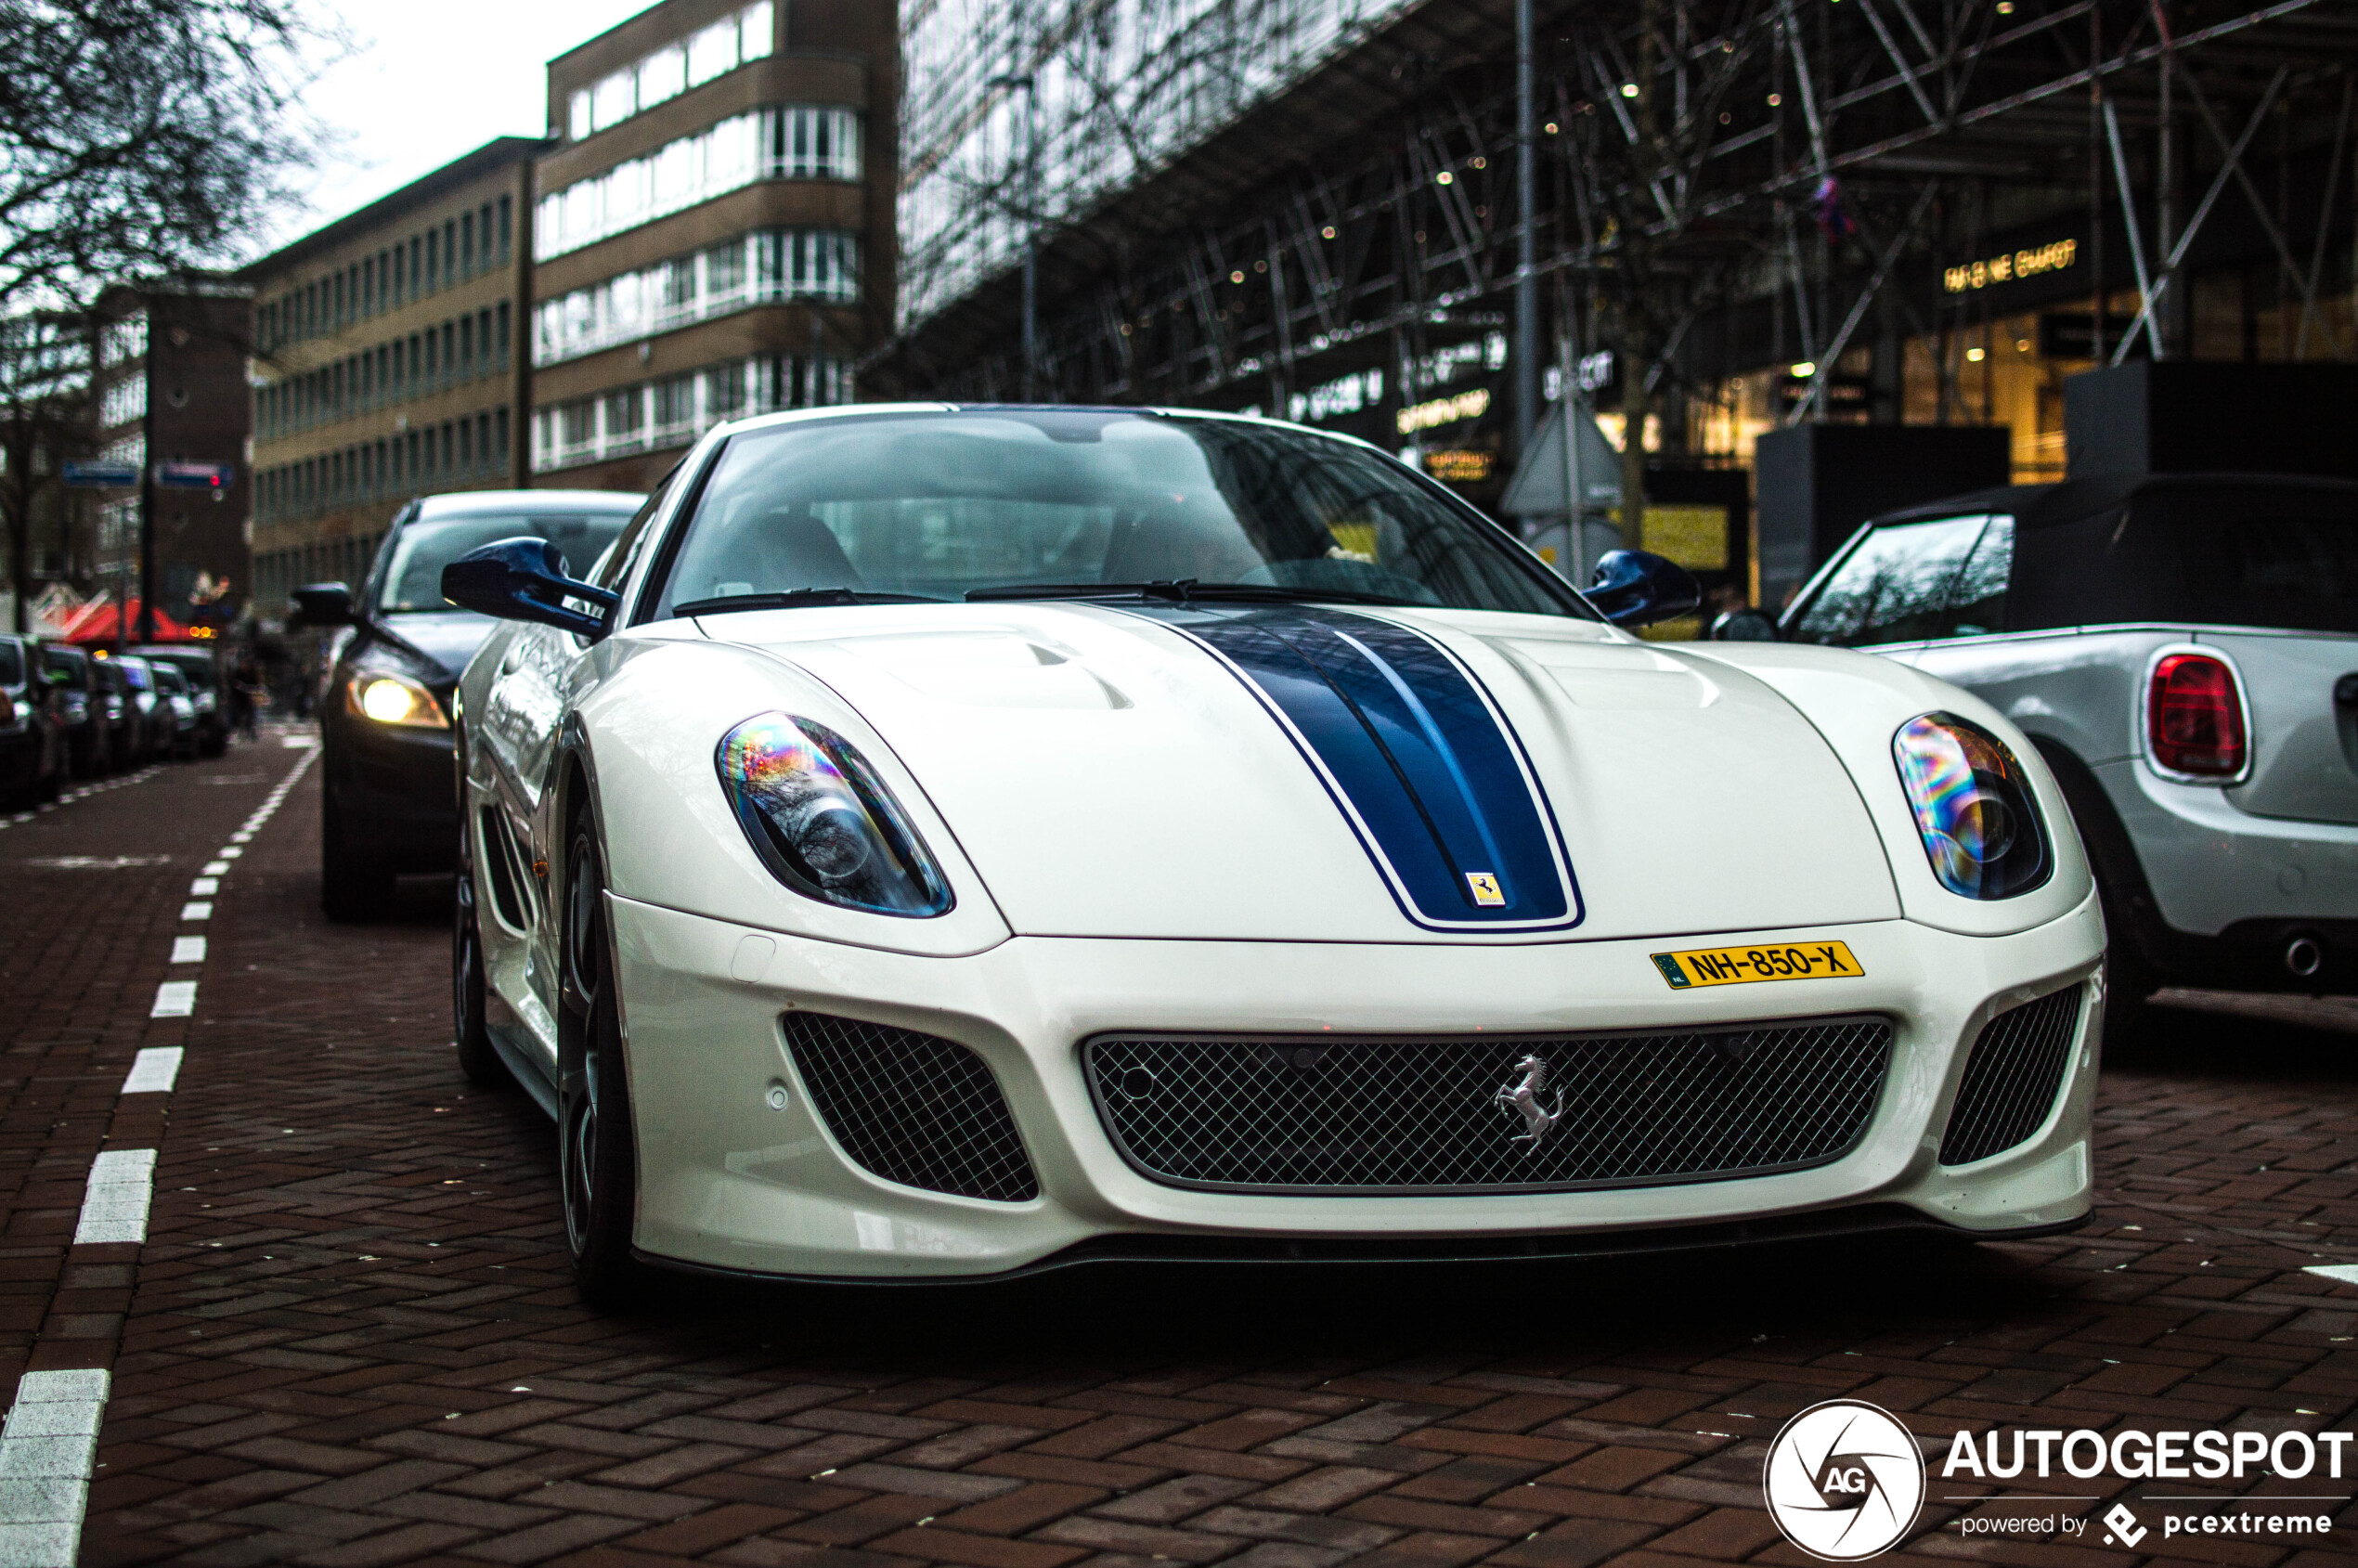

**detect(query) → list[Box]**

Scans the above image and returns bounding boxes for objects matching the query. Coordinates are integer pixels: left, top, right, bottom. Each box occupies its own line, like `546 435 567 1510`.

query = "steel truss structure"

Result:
875 0 2358 439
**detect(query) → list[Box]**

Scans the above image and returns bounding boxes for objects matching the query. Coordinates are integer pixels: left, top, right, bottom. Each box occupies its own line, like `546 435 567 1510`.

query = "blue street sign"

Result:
155 460 236 491
61 461 139 488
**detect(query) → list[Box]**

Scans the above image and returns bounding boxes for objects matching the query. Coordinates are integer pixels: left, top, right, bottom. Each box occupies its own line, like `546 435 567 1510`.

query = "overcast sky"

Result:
258 0 656 255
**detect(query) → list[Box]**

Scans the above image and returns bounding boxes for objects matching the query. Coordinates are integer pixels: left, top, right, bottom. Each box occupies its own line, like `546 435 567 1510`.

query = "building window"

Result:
531 351 851 473
535 104 861 259
532 228 862 365
568 2 774 142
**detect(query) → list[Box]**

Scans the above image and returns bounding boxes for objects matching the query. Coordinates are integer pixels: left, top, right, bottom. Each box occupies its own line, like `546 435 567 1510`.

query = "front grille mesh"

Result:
1938 985 2085 1167
784 1013 1039 1202
1086 1019 1892 1193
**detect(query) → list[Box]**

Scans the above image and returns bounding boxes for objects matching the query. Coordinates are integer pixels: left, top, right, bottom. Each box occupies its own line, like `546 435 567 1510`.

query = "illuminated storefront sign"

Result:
1397 386 1490 434
1423 449 1495 482
1943 237 2077 293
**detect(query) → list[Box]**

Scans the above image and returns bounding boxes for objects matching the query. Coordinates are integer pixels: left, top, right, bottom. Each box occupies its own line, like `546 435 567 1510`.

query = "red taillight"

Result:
2148 653 2246 776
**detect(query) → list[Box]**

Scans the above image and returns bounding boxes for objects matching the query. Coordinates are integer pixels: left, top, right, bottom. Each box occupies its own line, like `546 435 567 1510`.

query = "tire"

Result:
559 822 644 1306
320 787 397 922
453 862 507 1088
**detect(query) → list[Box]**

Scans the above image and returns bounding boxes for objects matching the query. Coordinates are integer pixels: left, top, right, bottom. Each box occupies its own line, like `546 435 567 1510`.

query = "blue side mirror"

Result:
1586 550 1703 628
441 537 620 640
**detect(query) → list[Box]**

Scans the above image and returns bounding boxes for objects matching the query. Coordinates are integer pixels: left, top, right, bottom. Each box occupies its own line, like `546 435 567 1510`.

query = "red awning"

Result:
54 600 194 643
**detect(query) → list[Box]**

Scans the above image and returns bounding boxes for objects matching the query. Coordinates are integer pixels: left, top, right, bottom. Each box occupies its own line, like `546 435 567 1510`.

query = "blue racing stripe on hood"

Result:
1139 604 1580 931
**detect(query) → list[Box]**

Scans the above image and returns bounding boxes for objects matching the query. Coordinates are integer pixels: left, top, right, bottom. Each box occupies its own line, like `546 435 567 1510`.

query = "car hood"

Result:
702 603 1901 943
373 610 497 682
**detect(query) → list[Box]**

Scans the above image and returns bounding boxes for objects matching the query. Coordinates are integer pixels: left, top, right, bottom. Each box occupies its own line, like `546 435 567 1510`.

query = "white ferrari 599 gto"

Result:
442 404 2104 1299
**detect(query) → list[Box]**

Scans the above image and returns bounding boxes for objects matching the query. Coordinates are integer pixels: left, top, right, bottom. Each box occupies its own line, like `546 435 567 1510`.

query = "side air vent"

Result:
784 1013 1039 1202
1938 985 2086 1167
477 808 528 931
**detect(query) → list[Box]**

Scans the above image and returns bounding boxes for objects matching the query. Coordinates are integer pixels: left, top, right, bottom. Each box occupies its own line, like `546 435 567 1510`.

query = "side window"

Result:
592 473 674 591
1945 515 2013 637
1789 516 1989 646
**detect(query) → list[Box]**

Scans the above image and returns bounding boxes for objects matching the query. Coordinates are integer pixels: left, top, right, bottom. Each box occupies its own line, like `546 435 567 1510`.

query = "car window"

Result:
0 640 20 686
117 659 151 691
649 410 1583 618
1945 515 2013 636
1788 515 1991 646
378 511 637 613
152 666 186 695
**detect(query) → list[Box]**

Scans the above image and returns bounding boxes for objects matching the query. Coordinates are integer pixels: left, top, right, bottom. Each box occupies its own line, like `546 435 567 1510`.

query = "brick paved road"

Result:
3 739 2356 1566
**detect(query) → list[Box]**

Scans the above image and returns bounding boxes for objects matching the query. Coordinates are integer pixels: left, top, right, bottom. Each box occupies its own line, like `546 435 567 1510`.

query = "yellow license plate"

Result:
1651 940 1863 990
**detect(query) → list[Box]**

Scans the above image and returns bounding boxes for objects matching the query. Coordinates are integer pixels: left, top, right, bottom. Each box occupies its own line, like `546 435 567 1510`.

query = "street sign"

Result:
61 461 138 488
155 460 235 491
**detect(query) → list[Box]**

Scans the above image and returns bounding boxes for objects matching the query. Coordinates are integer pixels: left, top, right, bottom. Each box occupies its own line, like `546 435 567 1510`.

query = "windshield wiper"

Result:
675 589 939 616
965 579 1418 607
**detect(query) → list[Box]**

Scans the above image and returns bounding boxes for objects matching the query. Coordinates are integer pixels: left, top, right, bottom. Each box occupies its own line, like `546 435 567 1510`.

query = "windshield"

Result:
152 667 187 695
380 512 635 613
116 659 151 692
650 410 1582 618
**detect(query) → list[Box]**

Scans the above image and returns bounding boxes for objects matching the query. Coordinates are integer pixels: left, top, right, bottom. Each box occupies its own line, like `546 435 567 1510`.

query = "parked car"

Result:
131 645 227 757
148 663 201 760
293 489 645 920
1778 472 2358 1039
91 655 139 770
110 654 165 765
0 633 64 807
441 404 2103 1300
38 644 104 778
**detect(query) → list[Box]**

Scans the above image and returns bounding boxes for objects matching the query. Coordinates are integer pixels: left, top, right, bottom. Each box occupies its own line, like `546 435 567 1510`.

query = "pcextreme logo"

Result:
1762 1406 2352 1559
1762 1400 1926 1562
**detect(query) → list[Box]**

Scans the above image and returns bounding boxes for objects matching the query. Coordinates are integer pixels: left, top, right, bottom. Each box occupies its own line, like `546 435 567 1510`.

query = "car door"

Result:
475 489 672 1039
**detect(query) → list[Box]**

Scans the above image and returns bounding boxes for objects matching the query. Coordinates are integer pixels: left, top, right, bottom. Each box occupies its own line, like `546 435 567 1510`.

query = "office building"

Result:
242 138 542 613
528 0 897 490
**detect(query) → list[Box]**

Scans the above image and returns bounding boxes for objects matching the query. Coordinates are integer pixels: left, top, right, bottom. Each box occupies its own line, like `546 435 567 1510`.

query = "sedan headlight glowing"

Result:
345 671 448 729
718 713 953 917
1892 713 2050 900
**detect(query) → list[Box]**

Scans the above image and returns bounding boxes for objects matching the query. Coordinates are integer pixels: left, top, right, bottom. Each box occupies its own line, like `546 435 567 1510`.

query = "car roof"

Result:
1870 472 2358 531
415 489 644 520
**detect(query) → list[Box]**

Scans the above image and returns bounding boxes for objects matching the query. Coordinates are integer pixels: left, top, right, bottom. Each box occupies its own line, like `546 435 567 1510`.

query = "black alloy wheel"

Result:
558 821 642 1304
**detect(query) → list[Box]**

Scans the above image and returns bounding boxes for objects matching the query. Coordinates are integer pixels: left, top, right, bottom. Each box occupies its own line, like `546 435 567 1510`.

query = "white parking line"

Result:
199 861 228 876
149 981 195 1018
0 1368 110 1568
169 937 205 965
72 1149 155 1245
180 901 211 922
188 877 217 896
218 847 241 860
2308 1263 2358 1286
121 1050 182 1095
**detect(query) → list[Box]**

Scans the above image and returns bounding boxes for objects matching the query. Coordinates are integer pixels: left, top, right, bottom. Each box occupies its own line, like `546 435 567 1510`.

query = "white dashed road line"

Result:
0 1368 110 1568
0 735 323 1566
121 1049 183 1095
72 1149 156 1246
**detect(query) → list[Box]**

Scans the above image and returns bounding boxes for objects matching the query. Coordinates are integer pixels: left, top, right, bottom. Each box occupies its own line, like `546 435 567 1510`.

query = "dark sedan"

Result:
295 489 643 920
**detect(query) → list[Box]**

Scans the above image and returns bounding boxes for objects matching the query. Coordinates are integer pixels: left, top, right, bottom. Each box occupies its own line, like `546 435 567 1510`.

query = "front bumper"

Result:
609 893 2107 1281
324 710 458 872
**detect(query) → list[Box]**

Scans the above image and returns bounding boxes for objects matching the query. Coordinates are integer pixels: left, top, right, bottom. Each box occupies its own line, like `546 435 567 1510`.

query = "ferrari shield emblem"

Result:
1466 872 1505 907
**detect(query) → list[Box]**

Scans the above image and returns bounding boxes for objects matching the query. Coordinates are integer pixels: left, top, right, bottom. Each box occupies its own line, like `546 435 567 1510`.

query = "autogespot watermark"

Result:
1762 1400 2352 1560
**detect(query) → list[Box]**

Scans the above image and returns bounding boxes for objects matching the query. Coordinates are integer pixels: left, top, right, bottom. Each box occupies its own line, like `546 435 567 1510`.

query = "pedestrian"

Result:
229 654 264 741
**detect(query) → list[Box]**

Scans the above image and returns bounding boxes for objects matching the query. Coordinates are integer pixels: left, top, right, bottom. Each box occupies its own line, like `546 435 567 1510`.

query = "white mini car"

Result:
444 405 2105 1299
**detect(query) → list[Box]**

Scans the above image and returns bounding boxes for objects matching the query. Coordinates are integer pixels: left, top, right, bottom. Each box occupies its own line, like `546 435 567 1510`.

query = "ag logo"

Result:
1762 1399 1925 1561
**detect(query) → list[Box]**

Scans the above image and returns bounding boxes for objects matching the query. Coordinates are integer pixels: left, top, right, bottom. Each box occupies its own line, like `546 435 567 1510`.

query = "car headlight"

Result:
1892 713 2051 900
344 669 448 729
717 712 953 917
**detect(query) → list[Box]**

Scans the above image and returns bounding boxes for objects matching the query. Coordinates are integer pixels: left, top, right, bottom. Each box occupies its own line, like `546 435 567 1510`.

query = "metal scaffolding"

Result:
877 0 2358 452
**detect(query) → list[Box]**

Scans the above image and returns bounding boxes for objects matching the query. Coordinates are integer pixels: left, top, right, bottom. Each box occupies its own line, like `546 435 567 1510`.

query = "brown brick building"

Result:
240 138 544 616
89 280 255 637
529 0 897 491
